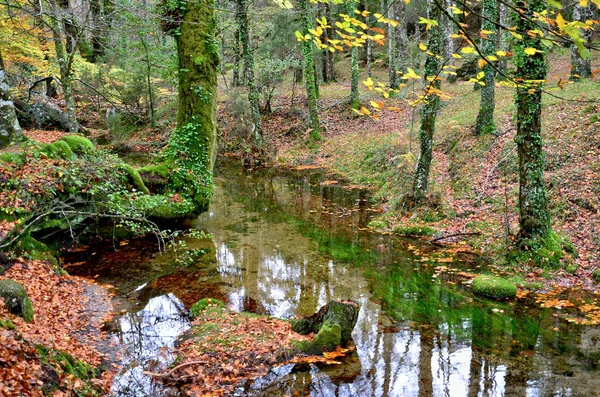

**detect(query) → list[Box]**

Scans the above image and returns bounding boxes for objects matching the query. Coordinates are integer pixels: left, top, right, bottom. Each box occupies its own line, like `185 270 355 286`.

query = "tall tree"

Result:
321 3 336 83
497 1 510 75
236 0 263 145
474 0 497 135
47 0 81 132
570 2 593 80
347 0 360 108
385 0 398 89
412 0 441 203
299 0 321 140
513 0 557 254
393 0 408 76
0 49 22 148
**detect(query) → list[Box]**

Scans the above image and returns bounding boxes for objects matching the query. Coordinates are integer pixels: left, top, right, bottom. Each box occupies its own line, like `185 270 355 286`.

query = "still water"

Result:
65 160 600 396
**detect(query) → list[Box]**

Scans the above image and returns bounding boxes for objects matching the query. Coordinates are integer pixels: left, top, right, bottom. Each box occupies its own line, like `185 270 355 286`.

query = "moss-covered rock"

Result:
0 279 34 322
121 164 150 194
50 140 74 160
59 135 95 154
472 275 517 299
190 298 226 317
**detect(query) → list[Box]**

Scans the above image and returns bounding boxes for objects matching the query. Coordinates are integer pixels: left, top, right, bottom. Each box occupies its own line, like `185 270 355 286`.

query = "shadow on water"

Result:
65 158 600 396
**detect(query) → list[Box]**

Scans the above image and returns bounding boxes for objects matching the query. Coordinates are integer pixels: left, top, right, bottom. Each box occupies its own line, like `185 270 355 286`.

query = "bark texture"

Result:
570 3 593 80
0 53 22 148
299 0 321 140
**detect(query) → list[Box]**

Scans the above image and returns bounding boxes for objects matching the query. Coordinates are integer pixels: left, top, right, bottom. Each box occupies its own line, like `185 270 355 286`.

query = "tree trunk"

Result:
321 3 335 84
412 0 441 204
570 3 593 80
513 0 551 245
48 0 81 133
292 300 359 354
174 0 218 173
347 0 359 108
474 0 497 135
299 0 321 140
0 51 23 148
394 0 408 76
385 0 398 89
497 1 510 76
236 0 263 145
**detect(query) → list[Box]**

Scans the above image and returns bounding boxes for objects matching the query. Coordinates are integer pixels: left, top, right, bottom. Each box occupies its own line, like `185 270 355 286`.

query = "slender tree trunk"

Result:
299 0 321 140
412 0 441 204
236 0 263 145
513 0 552 246
141 37 155 127
232 27 241 87
48 0 80 132
394 0 408 76
497 1 510 76
570 3 593 80
174 0 218 171
321 3 335 83
385 0 398 89
474 0 497 135
0 50 22 148
442 0 457 82
347 0 359 108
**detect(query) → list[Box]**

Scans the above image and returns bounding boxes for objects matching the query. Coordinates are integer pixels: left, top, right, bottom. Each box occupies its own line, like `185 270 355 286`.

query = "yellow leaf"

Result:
556 13 566 32
362 77 374 89
524 47 540 56
496 50 507 57
419 43 427 51
510 31 523 40
478 59 487 69
451 53 462 59
370 100 381 109
360 106 371 115
476 71 485 80
461 46 475 54
580 0 589 5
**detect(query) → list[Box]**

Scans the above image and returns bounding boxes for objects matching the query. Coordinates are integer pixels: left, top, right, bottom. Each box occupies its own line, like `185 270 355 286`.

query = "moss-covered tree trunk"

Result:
513 0 553 247
347 0 360 108
236 0 263 145
570 3 593 80
442 0 456 81
385 0 398 89
48 0 80 133
299 0 321 140
0 50 22 148
474 0 497 135
412 0 441 204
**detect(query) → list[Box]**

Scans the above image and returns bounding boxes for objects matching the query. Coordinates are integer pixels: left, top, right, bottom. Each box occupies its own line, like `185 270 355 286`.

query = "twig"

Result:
143 360 207 378
430 232 481 244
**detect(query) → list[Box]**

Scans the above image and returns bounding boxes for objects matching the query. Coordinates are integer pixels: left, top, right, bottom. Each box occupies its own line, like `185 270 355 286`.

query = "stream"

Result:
64 160 600 397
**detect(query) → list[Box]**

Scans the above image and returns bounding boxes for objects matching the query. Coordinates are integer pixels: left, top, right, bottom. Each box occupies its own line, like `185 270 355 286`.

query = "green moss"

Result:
59 135 95 154
565 265 577 274
593 269 600 283
0 279 34 322
50 140 74 160
393 225 436 237
0 317 15 330
35 345 101 395
472 275 517 299
190 298 226 317
0 152 24 164
122 164 150 194
510 231 568 268
138 162 171 179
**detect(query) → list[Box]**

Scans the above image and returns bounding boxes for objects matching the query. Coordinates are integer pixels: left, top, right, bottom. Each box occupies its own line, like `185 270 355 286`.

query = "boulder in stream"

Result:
292 300 359 354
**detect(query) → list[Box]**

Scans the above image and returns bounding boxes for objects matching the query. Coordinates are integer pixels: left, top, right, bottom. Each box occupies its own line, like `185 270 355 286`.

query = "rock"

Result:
292 300 359 354
0 279 34 322
472 275 517 299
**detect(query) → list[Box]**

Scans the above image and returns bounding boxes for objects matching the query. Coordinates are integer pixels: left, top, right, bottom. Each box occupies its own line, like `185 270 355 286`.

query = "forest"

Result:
0 0 599 395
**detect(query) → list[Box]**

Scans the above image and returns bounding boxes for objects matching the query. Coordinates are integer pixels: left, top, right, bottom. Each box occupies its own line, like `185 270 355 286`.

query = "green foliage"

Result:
472 275 517 299
593 269 600 283
59 135 95 154
0 152 24 164
509 230 569 268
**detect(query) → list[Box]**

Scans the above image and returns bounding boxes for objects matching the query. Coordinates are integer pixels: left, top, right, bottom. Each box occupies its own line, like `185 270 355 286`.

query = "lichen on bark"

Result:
0 51 22 148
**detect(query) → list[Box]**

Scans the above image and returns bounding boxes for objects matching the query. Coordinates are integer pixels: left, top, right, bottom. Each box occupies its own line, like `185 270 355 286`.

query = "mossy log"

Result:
292 300 359 354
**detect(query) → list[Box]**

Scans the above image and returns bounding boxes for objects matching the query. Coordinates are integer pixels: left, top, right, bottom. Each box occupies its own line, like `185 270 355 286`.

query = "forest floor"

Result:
218 52 600 292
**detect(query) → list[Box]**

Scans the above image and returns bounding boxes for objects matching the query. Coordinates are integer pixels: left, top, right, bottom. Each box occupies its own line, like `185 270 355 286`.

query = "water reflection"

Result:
112 293 190 397
196 162 600 397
